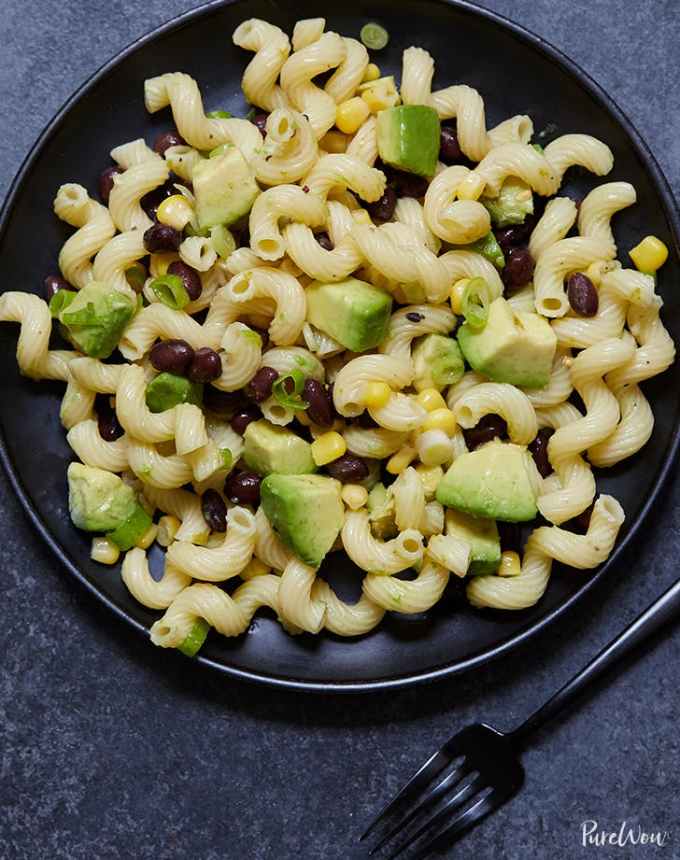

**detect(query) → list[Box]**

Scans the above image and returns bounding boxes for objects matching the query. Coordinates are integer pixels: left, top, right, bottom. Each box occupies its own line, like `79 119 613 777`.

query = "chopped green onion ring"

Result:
150 274 190 310
462 277 490 331
360 22 389 50
206 109 232 119
272 369 308 411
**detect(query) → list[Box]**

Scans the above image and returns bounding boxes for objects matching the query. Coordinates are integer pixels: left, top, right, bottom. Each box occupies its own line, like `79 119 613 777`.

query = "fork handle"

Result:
509 575 680 747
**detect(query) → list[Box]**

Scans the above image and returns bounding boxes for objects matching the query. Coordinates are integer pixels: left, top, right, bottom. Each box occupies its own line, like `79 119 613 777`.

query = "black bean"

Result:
439 126 463 164
150 339 195 375
406 311 424 323
493 214 537 253
224 470 262 506
99 165 124 204
140 182 175 221
143 222 182 253
366 185 397 221
528 427 554 478
463 413 507 449
316 232 334 251
230 405 261 435
567 272 598 317
325 453 369 483
167 260 202 301
391 171 429 199
245 366 279 403
44 274 73 302
95 394 124 442
153 129 186 155
502 246 535 289
187 347 222 383
303 379 334 426
252 113 269 135
204 387 245 416
201 488 227 532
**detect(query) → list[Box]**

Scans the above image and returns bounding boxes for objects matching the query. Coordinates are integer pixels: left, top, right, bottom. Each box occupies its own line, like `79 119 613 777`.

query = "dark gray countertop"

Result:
1 2 679 858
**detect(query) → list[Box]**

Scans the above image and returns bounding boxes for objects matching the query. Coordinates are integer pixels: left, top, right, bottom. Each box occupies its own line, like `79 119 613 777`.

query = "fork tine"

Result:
367 761 471 855
360 748 451 840
409 790 498 860
385 773 486 860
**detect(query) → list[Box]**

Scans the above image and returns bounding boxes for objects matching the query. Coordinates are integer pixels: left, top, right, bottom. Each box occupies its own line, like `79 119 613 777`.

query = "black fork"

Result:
361 576 680 859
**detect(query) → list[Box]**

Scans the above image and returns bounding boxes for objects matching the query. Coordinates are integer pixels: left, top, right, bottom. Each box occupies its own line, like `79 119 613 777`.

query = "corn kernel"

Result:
456 172 486 201
320 130 349 153
156 194 194 230
336 97 371 134
311 431 347 466
585 259 618 287
358 76 400 112
342 483 369 510
364 381 392 408
416 388 447 412
136 523 159 550
362 63 381 83
629 235 668 273
414 464 444 499
351 208 372 225
450 278 470 314
498 550 521 577
157 514 181 547
386 445 417 475
422 408 457 436
90 536 120 565
415 429 454 467
149 251 180 277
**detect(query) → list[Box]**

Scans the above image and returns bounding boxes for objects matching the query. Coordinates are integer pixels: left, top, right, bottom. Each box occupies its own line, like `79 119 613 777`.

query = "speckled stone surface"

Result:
1 2 679 858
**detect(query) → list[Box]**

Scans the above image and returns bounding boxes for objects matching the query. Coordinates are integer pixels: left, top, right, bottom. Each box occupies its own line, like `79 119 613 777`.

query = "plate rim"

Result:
1 0 679 693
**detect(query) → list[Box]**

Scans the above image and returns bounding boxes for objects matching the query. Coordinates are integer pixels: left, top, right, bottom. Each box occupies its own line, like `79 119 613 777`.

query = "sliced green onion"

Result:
531 142 544 153
48 289 75 318
209 223 236 258
360 22 389 49
206 109 232 119
208 143 233 159
177 618 210 657
462 277 490 331
125 261 147 291
220 448 233 470
272 369 308 411
150 274 190 310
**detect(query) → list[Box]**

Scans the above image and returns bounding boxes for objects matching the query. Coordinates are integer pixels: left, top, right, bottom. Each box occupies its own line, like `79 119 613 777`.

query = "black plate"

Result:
1 0 679 692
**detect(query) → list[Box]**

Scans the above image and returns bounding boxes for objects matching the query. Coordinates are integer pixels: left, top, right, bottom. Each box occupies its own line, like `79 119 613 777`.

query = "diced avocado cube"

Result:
412 334 465 392
59 281 135 359
107 503 153 551
376 105 441 177
445 509 501 576
193 147 260 229
436 442 540 523
457 297 556 389
367 482 397 539
306 278 393 352
482 178 534 227
68 462 137 532
243 420 316 477
464 232 506 270
261 474 344 566
178 619 210 657
145 373 203 413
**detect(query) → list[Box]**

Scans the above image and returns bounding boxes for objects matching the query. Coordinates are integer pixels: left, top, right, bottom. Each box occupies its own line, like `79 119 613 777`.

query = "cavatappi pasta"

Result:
0 17 674 657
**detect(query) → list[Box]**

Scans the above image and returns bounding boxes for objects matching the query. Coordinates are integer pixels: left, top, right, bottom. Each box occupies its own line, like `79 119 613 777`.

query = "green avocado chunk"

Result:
457 297 556 389
59 281 135 359
412 334 465 392
243 420 316 477
305 278 393 353
67 462 138 532
193 146 259 229
178 619 211 657
436 441 541 523
367 481 397 539
145 373 203 413
376 105 441 177
464 231 506 270
107 503 153 551
261 474 344 566
481 177 534 227
445 509 501 575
